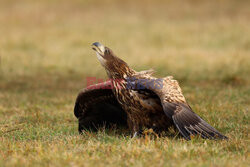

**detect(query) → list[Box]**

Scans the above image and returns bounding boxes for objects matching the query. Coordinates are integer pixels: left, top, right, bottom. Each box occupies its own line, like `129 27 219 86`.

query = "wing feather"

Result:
169 103 228 140
128 75 228 140
74 81 127 132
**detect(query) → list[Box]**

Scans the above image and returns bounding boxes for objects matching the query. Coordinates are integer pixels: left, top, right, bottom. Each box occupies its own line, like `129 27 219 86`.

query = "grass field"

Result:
0 0 249 166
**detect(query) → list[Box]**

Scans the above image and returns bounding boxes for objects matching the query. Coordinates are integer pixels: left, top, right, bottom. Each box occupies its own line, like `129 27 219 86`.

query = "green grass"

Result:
0 0 249 166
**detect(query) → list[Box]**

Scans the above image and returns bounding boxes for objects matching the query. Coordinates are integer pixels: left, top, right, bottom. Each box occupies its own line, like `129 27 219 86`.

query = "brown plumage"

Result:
74 42 228 140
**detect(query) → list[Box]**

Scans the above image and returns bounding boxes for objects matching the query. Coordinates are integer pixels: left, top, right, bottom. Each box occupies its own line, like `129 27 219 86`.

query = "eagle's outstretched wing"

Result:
162 101 228 140
74 81 127 133
128 76 228 140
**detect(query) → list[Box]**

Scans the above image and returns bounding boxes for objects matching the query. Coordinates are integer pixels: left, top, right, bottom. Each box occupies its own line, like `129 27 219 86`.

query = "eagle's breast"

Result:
111 79 171 129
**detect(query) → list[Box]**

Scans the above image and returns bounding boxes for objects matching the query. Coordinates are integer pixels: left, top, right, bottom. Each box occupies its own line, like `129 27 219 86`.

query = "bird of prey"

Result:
74 42 228 140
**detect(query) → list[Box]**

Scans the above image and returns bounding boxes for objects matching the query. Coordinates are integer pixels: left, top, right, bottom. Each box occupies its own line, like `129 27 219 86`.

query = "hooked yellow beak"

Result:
92 42 105 57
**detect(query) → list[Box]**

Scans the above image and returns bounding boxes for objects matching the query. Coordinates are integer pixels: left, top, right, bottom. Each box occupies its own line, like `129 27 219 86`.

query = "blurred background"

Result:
1 0 249 81
0 0 249 166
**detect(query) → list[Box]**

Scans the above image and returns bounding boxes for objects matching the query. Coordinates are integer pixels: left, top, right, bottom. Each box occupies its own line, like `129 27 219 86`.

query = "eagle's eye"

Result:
104 49 109 56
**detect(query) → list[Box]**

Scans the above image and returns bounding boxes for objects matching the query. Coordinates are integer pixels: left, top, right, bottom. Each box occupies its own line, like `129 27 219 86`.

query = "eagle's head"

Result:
92 42 135 79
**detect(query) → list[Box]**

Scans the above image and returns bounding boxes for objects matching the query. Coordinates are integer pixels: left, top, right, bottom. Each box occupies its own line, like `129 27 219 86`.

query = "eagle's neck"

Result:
106 65 136 80
105 65 135 94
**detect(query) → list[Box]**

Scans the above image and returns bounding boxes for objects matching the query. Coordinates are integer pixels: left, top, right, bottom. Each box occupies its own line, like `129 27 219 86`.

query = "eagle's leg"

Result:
132 131 139 138
132 128 143 138
127 116 143 138
131 122 144 138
